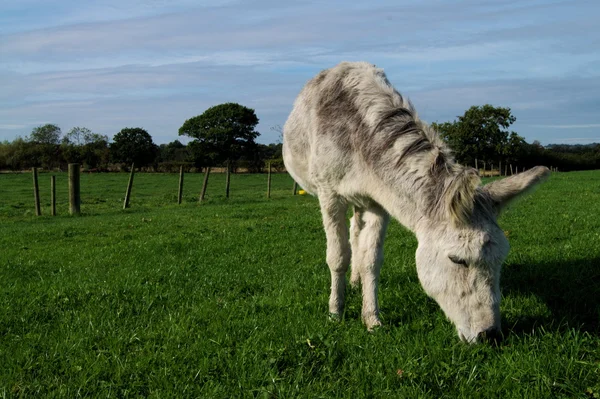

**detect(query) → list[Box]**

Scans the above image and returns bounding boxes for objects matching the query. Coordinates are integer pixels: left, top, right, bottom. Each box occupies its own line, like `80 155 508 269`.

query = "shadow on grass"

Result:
501 256 600 336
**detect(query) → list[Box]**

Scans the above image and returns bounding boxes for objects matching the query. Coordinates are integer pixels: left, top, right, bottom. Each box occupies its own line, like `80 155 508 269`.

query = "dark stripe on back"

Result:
314 69 366 153
395 136 433 168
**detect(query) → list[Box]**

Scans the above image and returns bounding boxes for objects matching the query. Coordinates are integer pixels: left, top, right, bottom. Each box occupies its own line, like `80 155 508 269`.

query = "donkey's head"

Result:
415 166 550 343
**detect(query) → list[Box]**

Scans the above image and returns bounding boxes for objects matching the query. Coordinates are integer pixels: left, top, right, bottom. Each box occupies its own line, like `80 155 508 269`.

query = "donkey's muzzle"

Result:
477 328 503 345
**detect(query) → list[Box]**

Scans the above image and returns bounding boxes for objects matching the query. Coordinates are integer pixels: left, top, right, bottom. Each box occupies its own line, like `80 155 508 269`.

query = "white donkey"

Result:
283 62 549 343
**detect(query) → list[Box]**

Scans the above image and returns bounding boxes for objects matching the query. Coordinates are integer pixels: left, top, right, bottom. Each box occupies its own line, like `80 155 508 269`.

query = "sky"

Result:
1 0 599 146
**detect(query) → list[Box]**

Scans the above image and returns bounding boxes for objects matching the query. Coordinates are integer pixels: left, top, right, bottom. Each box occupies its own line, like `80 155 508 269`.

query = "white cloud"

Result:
1 0 599 144
0 124 29 129
531 124 600 129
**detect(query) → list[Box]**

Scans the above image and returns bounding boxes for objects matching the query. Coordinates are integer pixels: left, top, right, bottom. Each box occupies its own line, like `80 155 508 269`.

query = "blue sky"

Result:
1 0 599 145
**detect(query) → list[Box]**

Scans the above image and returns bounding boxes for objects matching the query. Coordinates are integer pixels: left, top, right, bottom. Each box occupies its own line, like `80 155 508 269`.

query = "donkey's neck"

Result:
361 154 462 232
361 171 430 232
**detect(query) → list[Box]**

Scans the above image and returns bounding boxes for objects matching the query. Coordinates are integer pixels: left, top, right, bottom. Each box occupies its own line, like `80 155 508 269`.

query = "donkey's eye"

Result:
449 255 468 267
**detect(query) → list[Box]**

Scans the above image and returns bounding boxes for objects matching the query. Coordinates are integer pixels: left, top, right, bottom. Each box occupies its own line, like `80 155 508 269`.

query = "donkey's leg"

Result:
319 195 350 318
350 206 364 288
356 205 389 330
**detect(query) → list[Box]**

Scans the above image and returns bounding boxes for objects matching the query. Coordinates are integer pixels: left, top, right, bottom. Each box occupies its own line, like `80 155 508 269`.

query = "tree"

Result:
158 140 190 163
0 137 38 170
28 124 62 145
27 124 62 169
111 127 158 167
63 126 107 146
61 127 110 168
503 132 528 165
81 136 110 169
432 105 521 166
63 127 91 146
178 103 260 166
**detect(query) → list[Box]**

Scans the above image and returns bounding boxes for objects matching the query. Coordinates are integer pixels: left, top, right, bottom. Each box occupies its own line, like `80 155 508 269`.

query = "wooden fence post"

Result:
267 161 272 198
123 163 134 210
475 159 478 171
293 181 298 195
225 161 231 198
68 163 81 215
200 167 211 202
32 167 41 216
178 165 184 204
51 175 56 216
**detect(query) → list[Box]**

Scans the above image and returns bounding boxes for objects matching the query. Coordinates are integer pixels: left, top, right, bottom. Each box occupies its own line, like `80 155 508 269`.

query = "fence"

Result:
474 159 559 177
25 161 560 216
27 163 301 216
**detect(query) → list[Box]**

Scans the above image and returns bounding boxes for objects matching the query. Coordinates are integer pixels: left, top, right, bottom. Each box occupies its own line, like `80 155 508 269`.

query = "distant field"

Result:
1 170 599 398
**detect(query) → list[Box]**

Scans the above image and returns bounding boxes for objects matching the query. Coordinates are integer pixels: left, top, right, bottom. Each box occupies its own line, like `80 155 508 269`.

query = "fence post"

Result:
515 166 519 174
69 163 81 215
51 175 56 216
267 161 272 198
200 166 211 202
225 160 231 198
504 163 508 176
32 167 41 216
293 181 298 195
499 161 502 176
475 159 478 171
123 163 134 210
178 165 184 204
509 164 513 175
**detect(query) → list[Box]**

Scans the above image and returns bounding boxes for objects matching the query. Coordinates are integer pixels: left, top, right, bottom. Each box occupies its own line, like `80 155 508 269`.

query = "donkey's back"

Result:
283 61 417 199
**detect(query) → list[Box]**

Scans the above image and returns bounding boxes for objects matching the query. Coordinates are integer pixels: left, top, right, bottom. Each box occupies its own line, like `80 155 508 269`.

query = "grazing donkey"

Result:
283 62 549 343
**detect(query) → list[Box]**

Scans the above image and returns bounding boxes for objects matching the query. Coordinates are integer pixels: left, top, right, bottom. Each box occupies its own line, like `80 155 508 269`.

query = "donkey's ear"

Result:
481 166 550 214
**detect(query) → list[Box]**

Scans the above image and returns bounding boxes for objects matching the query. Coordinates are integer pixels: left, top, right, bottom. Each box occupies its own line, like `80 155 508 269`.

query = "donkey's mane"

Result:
373 101 480 225
373 106 435 168
308 62 481 225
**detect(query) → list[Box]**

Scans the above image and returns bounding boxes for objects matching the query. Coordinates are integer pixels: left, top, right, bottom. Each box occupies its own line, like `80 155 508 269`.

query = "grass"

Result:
0 170 599 398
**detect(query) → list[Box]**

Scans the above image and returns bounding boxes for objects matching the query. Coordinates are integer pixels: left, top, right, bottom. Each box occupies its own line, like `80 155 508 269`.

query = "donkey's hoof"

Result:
364 318 382 332
328 313 342 322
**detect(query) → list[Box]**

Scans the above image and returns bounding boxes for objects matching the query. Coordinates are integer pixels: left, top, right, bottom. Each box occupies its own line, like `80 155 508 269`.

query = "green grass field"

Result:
1 170 599 398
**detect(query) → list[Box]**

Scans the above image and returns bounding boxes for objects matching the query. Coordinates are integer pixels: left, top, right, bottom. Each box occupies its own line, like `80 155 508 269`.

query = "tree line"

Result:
432 105 600 172
1 102 598 173
0 103 283 173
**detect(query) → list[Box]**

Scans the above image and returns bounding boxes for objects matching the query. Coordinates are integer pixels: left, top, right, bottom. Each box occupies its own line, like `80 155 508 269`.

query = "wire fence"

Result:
19 163 301 217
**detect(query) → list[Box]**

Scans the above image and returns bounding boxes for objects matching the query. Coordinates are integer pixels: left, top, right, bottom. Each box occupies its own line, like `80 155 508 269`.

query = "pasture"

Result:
0 170 599 398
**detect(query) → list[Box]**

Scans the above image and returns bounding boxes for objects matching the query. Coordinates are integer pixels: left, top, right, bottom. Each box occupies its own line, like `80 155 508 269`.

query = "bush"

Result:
156 162 195 173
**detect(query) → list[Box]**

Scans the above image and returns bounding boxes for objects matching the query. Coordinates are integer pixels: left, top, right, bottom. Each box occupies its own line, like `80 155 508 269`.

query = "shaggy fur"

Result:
283 62 549 342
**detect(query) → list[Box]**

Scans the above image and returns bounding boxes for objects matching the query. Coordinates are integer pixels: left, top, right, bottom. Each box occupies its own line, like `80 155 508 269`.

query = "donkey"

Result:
282 62 549 343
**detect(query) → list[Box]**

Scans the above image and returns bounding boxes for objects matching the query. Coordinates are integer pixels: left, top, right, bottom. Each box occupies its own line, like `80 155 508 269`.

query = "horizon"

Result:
1 0 599 146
